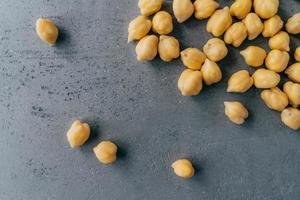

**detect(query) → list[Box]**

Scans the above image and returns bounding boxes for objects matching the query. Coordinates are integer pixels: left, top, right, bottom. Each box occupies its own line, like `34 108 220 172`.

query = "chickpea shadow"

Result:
84 119 102 146
55 27 70 47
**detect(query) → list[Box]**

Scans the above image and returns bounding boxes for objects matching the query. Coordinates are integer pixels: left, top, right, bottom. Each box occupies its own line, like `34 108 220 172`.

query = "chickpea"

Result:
180 48 206 70
261 87 289 112
194 0 219 20
268 31 290 52
265 50 290 73
207 7 232 37
286 13 300 34
158 35 180 62
285 63 300 83
201 59 222 85
283 81 300 108
230 0 252 19
203 38 228 62
224 22 247 47
178 69 203 96
138 0 163 16
67 120 90 148
240 46 266 67
172 159 195 178
93 141 118 164
136 35 158 61
227 70 253 93
152 11 173 35
262 15 283 38
242 13 264 40
294 47 300 62
252 69 280 89
281 107 300 130
36 18 59 46
128 16 152 42
253 0 279 19
224 101 249 125
173 0 194 23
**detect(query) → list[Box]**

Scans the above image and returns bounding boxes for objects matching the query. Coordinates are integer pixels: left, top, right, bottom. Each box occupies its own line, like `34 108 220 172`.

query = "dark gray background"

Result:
1 0 300 199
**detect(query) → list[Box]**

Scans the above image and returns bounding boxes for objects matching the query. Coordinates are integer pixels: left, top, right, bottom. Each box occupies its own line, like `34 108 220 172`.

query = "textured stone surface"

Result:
1 0 300 199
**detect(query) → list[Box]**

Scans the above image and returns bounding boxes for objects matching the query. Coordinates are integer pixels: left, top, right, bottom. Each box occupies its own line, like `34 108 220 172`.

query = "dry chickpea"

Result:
230 0 252 19
138 0 163 16
224 22 247 47
294 47 300 62
207 7 232 37
128 16 152 42
194 0 219 20
227 70 253 93
242 13 264 40
283 81 300 108
201 59 222 85
36 18 59 46
252 69 280 89
240 46 266 67
173 0 194 23
67 120 90 148
93 141 117 164
172 159 195 178
253 0 279 19
286 13 300 34
265 50 290 73
261 87 289 112
285 63 300 83
262 15 283 38
281 107 300 130
178 69 203 96
181 48 206 70
152 11 173 35
268 31 290 52
203 38 228 62
158 35 180 62
224 101 249 125
136 35 158 61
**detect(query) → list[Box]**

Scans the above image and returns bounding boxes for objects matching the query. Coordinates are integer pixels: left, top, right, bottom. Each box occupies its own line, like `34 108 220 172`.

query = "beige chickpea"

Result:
158 35 180 62
36 18 59 46
262 15 283 38
173 0 194 23
253 0 279 19
194 0 219 20
136 35 158 61
128 16 152 42
283 81 300 108
201 59 222 85
252 69 280 89
281 107 300 130
285 63 300 83
227 70 253 93
207 7 232 37
180 48 206 70
294 47 300 62
268 31 290 52
203 38 228 62
286 13 300 34
224 22 247 47
93 141 117 164
242 13 264 40
178 69 203 96
67 120 90 148
261 87 289 112
240 46 266 67
152 11 173 35
224 101 249 125
230 0 252 19
138 0 163 16
265 50 290 73
172 159 195 178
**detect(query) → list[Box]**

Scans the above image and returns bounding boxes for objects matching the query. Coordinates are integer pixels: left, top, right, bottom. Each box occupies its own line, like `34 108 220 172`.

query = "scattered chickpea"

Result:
138 0 163 16
224 101 249 125
261 87 288 112
152 11 173 35
67 120 90 148
224 22 247 47
230 0 252 19
173 0 194 23
268 31 290 52
285 63 300 83
178 69 203 96
36 18 59 46
201 59 222 85
252 69 280 89
172 159 195 178
93 141 118 164
135 35 158 61
286 13 300 34
240 46 266 67
262 15 283 38
180 48 206 70
281 107 300 130
203 38 228 62
242 13 264 40
294 47 300 62
194 0 219 20
158 35 180 62
265 50 290 73
227 70 253 93
207 7 232 37
128 16 152 42
283 81 300 108
253 0 279 19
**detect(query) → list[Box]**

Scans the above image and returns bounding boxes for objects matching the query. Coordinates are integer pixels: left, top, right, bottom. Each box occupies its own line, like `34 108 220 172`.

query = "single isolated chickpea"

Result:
180 48 206 70
253 0 279 19
203 38 228 62
135 35 158 61
265 50 290 73
285 63 300 83
224 22 247 47
67 120 90 148
294 47 300 62
128 16 152 42
138 0 163 16
207 7 232 37
281 107 300 130
286 13 300 34
36 18 59 46
283 81 300 108
262 15 283 38
201 59 222 85
252 69 280 89
158 35 180 62
194 0 219 20
268 31 290 52
227 70 253 93
172 159 195 179
224 101 249 125
93 141 118 164
261 87 289 112
240 46 267 67
242 13 264 40
173 0 194 23
178 69 203 96
230 0 252 19
152 11 173 35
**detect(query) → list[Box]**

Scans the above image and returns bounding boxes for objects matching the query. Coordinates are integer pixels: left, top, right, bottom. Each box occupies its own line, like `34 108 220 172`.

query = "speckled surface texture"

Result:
1 0 300 199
